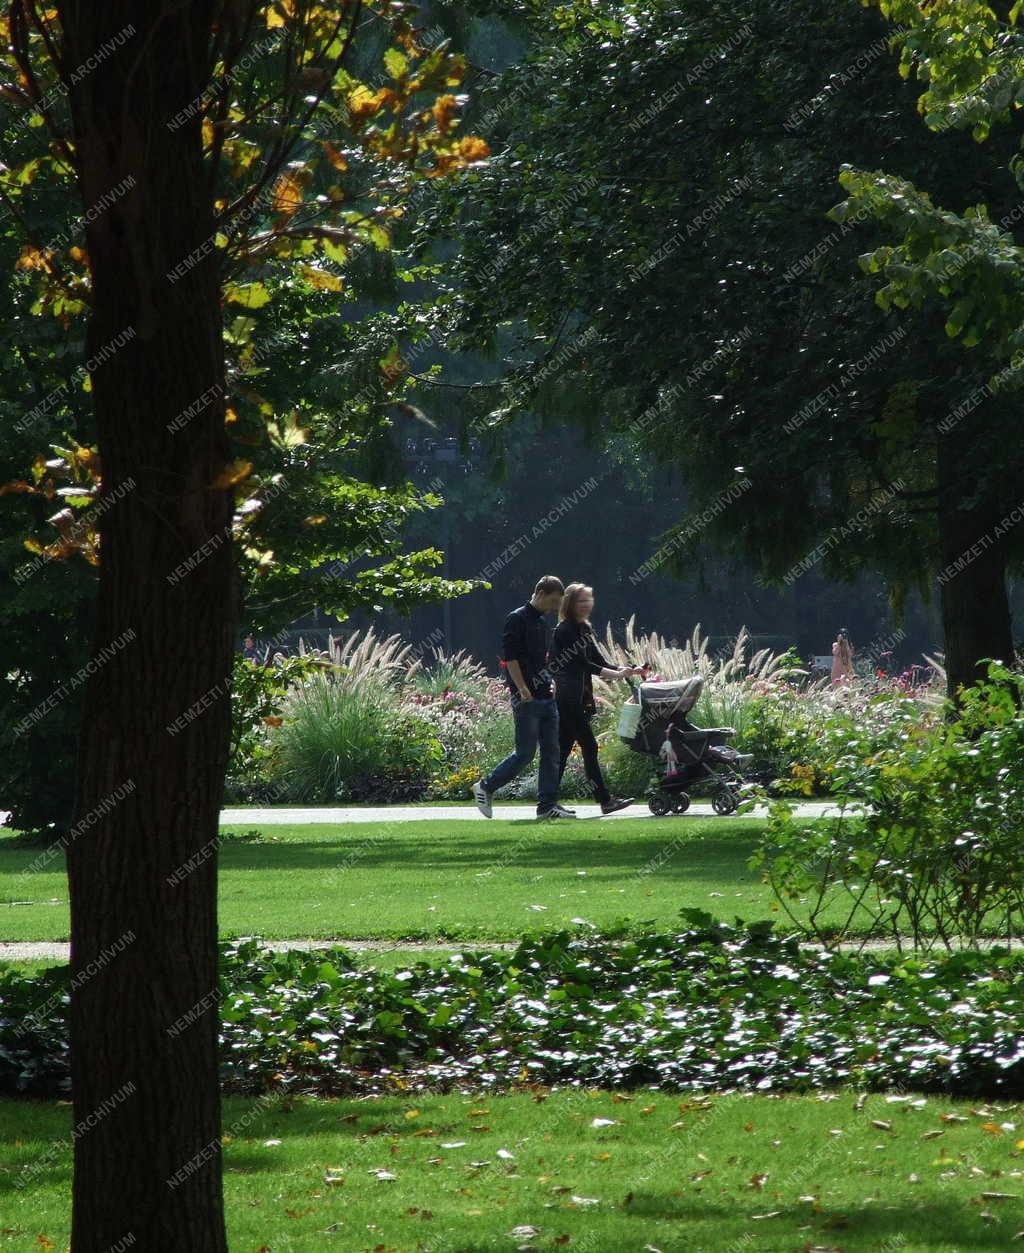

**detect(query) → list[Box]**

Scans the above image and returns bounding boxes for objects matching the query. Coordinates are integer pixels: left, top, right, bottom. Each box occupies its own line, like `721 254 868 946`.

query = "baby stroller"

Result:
617 675 752 815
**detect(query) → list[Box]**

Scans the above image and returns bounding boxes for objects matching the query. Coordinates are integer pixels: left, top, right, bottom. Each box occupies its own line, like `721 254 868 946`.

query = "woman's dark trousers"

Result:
557 701 611 805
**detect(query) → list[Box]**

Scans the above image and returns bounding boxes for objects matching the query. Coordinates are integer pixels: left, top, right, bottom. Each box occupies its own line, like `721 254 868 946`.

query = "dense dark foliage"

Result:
3 919 1021 1100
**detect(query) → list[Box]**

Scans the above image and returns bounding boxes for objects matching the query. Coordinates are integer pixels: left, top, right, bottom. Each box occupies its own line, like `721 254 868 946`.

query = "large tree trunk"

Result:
936 431 1015 702
56 3 234 1248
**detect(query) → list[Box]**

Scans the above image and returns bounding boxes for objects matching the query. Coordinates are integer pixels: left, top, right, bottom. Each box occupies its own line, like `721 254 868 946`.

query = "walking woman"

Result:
551 583 643 815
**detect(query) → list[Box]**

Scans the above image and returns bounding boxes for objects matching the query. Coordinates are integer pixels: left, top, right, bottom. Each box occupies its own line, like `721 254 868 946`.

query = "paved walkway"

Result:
219 800 847 824
0 800 845 831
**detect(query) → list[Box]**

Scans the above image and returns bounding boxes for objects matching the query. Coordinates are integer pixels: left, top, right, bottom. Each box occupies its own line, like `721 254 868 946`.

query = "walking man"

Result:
472 575 576 820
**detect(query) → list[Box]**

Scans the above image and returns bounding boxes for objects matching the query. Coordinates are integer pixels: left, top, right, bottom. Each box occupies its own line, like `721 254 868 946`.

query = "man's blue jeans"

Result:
482 696 560 809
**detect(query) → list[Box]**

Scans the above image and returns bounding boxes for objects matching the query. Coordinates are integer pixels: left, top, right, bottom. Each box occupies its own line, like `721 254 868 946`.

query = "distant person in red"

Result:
550 583 643 815
473 575 574 820
831 628 854 685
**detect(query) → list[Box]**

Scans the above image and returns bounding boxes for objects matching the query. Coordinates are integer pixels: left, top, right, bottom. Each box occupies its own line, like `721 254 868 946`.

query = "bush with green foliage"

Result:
3 918 1023 1098
226 652 325 802
274 673 443 803
753 664 1024 949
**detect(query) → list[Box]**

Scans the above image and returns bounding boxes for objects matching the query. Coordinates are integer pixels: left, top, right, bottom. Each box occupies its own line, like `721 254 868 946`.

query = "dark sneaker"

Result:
600 797 634 815
536 804 577 819
472 779 493 818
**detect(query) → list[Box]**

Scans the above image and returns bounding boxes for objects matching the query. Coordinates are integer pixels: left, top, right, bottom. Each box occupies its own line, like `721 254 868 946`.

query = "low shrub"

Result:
226 652 324 802
753 663 1024 949
3 920 1022 1099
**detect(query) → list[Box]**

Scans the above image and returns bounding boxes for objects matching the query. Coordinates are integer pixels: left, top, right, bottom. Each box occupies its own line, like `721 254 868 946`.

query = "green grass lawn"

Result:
3 1089 1022 1251
1 817 786 942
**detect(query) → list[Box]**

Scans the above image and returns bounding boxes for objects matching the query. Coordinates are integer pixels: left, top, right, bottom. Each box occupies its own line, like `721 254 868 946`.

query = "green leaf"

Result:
384 47 408 80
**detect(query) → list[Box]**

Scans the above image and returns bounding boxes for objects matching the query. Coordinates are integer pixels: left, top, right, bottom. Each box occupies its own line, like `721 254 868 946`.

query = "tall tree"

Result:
430 0 1024 696
831 0 1024 693
1 1 485 1244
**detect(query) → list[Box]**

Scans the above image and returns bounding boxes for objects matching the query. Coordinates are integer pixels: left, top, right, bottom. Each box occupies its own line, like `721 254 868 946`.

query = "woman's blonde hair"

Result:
559 582 594 624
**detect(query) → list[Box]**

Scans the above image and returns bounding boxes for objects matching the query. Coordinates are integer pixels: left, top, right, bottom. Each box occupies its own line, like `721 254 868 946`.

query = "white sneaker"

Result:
472 779 493 818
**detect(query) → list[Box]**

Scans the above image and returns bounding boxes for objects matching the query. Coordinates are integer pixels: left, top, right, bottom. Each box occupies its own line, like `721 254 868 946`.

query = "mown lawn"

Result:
3 1089 1022 1251
1 817 785 942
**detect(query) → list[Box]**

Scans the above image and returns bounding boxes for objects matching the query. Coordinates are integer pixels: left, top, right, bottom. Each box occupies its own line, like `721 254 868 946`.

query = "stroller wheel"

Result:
648 793 671 817
672 793 691 814
712 789 738 816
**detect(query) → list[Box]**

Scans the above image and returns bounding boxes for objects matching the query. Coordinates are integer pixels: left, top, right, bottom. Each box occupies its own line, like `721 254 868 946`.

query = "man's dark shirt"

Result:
501 603 553 700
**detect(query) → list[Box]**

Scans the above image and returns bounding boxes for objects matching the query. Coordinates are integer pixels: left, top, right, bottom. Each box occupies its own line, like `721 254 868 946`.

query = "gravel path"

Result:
4 935 1021 964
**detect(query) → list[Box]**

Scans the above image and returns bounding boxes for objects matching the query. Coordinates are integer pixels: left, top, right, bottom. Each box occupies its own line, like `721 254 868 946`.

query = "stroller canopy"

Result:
639 675 703 717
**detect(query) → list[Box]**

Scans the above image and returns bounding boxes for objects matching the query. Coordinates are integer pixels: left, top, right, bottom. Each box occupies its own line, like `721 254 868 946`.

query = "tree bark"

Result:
936 429 1016 702
55 3 234 1248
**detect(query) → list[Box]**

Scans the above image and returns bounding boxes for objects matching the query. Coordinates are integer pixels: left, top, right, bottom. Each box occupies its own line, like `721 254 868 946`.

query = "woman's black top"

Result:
551 619 613 715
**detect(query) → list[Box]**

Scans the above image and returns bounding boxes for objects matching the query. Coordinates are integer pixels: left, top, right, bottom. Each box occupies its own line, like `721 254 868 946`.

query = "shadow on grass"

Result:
621 1193 1007 1249
216 828 761 882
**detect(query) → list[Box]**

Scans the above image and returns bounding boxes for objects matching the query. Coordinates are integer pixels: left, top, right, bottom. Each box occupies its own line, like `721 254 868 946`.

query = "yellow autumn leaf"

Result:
225 407 238 425
457 136 490 162
210 459 253 490
299 263 343 292
322 141 348 171
265 0 294 28
272 168 304 217
225 281 271 308
15 244 53 272
432 94 458 134
304 514 328 526
347 85 392 121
